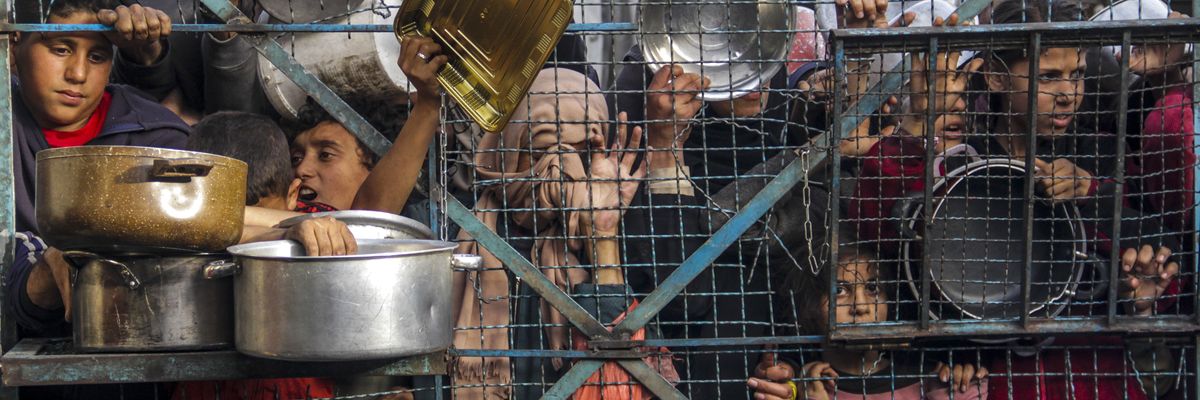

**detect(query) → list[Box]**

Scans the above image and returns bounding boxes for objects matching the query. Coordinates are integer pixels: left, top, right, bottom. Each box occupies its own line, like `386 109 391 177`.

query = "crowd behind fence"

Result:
1 0 1198 399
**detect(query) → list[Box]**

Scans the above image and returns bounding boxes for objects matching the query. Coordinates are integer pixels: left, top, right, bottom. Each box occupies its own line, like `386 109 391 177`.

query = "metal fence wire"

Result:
0 0 1198 399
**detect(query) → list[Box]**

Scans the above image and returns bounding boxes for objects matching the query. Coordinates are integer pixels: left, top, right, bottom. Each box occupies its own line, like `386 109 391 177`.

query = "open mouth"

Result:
941 122 964 140
299 187 319 202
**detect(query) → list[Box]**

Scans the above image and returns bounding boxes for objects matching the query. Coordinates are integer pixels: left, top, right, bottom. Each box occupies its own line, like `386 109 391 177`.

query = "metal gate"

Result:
0 0 1197 399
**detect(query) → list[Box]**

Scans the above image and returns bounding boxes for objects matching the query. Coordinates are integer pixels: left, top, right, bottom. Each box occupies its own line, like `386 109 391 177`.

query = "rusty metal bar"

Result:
920 36 938 330
1020 32 1041 329
828 37 845 334
831 316 1200 342
0 339 445 387
1108 32 1131 324
833 18 1200 49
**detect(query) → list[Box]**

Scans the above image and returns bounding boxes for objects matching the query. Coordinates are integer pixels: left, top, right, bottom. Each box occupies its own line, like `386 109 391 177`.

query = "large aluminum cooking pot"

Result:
206 239 481 361
37 146 248 253
66 251 234 352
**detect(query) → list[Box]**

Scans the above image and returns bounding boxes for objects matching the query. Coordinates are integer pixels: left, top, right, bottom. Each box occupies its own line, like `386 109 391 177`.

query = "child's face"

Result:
1127 43 1187 76
14 12 114 131
825 259 888 327
900 97 968 153
291 121 372 210
992 47 1085 137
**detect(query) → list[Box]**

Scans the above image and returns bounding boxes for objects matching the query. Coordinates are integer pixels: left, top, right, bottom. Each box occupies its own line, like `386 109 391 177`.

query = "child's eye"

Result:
835 285 848 297
865 283 880 294
318 151 336 161
290 153 304 166
49 46 70 56
88 52 110 64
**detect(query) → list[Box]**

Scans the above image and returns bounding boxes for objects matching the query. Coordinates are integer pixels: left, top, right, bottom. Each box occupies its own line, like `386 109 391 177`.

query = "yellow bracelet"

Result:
787 381 799 400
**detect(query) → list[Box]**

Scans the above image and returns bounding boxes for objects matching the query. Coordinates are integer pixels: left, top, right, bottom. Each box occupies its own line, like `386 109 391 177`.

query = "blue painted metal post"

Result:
0 22 639 33
0 0 21 397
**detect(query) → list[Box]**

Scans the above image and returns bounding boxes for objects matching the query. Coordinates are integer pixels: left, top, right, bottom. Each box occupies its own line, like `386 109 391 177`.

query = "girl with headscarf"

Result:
452 68 660 399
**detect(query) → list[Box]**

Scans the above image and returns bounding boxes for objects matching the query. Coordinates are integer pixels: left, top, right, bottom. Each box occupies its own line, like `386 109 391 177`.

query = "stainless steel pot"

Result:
275 210 434 240
36 146 248 253
66 251 234 352
207 239 481 361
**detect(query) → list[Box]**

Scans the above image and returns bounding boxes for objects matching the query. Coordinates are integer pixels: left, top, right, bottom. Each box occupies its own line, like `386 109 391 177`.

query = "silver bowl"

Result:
641 0 794 101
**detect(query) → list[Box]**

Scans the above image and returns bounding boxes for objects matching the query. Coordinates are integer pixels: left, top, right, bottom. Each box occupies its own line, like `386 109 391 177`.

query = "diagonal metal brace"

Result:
444 196 611 339
616 154 811 334
196 0 393 157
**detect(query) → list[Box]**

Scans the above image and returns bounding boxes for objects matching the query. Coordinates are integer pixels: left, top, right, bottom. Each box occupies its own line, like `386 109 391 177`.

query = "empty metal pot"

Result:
67 251 235 352
208 239 481 361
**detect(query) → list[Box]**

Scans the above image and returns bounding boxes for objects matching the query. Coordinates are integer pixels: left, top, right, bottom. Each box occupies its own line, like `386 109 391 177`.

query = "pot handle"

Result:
891 192 925 241
151 158 214 180
203 260 241 279
1071 252 1112 301
451 254 483 270
59 251 142 290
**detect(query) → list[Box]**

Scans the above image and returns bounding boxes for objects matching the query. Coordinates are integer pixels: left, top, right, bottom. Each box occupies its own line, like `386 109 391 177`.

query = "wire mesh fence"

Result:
0 0 1198 399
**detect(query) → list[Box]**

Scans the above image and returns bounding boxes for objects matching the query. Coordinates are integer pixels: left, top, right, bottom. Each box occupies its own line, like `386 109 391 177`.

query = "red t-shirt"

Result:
42 92 112 148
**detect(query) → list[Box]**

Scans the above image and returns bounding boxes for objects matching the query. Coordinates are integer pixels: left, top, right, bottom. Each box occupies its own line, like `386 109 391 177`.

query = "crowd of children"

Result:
3 0 1196 399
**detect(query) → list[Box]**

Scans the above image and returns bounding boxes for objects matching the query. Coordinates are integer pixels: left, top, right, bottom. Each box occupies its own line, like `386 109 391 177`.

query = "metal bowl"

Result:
276 210 434 241
641 0 794 101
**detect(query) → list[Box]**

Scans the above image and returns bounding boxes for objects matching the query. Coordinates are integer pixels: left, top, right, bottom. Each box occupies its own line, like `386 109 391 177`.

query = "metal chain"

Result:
799 146 820 275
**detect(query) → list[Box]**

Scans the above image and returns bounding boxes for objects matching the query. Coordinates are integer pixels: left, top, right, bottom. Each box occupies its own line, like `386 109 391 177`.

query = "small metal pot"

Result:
207 239 481 361
36 146 248 253
66 251 235 352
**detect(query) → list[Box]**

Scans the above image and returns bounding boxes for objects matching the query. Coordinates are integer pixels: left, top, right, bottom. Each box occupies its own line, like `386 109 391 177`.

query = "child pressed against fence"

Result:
746 227 987 400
